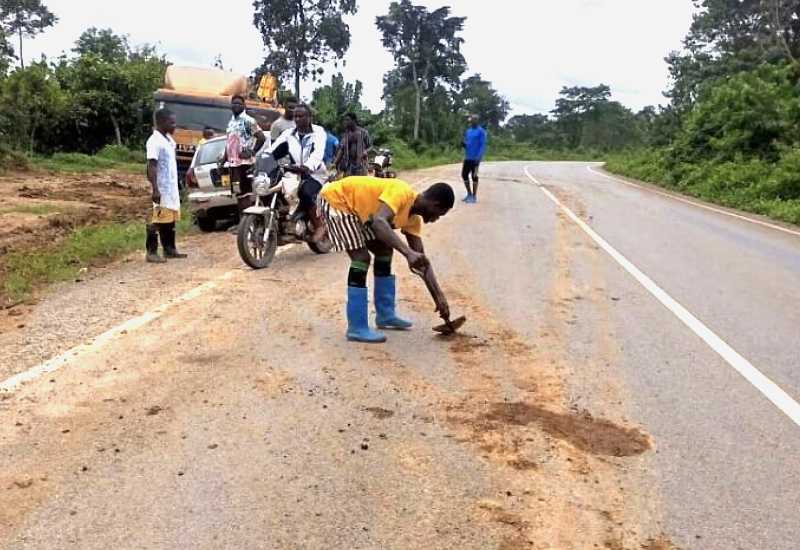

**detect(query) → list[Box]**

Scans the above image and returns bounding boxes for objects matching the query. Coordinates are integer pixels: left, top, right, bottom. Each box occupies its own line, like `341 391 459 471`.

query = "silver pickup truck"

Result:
185 136 238 231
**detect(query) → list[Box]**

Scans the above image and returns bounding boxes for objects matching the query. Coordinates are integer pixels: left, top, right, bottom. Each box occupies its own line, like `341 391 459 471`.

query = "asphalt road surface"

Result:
1 162 798 549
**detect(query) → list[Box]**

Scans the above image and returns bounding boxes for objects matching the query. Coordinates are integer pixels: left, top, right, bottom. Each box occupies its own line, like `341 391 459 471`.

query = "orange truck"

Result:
154 66 281 176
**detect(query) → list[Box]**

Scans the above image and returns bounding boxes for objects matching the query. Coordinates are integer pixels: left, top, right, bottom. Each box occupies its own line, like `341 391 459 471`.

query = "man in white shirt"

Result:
269 96 297 141
268 103 328 242
145 108 186 263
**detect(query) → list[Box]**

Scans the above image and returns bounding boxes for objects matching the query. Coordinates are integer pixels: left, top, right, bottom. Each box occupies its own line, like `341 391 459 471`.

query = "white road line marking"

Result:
587 165 800 238
0 246 293 394
525 166 800 427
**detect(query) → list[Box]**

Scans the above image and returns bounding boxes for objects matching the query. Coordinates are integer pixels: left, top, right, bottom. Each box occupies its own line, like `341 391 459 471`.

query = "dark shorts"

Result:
230 165 253 195
462 160 480 182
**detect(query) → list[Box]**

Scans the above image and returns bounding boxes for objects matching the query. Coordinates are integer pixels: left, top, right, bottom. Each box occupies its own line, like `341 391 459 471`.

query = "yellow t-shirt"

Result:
322 176 423 236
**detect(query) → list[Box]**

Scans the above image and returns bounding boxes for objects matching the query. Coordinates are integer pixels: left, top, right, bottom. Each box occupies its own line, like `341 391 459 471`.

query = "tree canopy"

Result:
253 0 358 99
376 1 466 141
0 0 57 68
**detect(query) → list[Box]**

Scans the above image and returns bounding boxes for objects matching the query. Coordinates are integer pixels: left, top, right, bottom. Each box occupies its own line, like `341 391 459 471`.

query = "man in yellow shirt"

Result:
319 176 455 343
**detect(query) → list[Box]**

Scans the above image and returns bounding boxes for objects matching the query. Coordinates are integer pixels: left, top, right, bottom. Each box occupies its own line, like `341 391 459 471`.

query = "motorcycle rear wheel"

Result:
237 213 278 269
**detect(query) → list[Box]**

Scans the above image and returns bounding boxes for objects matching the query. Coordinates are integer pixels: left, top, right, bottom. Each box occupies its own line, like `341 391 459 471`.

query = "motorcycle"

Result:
237 153 332 269
370 148 396 179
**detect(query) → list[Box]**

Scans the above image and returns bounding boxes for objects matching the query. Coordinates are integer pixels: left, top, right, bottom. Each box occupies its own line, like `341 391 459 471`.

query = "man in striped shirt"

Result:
334 113 372 177
319 176 455 343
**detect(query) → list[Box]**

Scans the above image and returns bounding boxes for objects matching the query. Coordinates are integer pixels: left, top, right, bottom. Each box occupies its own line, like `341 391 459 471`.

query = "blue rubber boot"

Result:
347 286 387 343
374 275 414 330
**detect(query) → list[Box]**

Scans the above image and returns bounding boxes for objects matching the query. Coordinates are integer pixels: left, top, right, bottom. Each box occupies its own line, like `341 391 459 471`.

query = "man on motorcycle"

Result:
268 103 328 242
318 176 455 343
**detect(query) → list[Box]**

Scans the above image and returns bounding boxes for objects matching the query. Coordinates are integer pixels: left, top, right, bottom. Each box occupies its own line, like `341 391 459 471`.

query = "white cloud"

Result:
24 0 695 116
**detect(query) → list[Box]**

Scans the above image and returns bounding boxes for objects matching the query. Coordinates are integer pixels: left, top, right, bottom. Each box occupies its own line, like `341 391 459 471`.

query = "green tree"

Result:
551 85 611 148
252 0 358 99
0 0 57 68
668 64 800 176
0 60 67 151
0 24 13 74
460 73 510 129
506 114 554 145
73 27 129 63
579 100 639 151
665 1 800 109
376 1 466 141
54 30 166 150
311 72 368 132
63 51 165 148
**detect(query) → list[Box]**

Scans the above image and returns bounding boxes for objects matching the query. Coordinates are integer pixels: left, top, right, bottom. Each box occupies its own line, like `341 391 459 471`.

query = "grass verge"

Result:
2 208 195 304
391 138 601 171
31 152 142 174
3 222 144 302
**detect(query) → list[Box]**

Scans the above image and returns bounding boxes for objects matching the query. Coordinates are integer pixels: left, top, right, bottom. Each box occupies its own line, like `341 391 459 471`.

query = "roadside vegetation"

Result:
2 209 194 304
3 221 144 301
604 3 800 226
29 145 144 174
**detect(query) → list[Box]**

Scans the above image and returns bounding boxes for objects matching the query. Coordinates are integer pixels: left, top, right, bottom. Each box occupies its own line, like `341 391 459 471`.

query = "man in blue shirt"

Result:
462 115 488 203
324 131 340 168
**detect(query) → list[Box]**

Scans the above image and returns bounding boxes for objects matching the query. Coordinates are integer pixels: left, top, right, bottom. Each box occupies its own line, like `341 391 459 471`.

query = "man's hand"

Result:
151 188 161 204
406 250 430 274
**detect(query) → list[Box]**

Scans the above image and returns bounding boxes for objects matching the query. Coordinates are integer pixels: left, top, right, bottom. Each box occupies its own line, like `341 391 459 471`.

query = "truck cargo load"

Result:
163 66 248 97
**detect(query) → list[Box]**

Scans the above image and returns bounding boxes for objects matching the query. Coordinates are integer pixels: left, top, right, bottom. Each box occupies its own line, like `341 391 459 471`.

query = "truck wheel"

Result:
197 217 217 232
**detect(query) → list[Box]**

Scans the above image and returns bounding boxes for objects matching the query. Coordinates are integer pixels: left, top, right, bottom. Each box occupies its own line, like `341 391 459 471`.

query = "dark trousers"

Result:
230 165 253 195
146 222 177 254
462 159 480 183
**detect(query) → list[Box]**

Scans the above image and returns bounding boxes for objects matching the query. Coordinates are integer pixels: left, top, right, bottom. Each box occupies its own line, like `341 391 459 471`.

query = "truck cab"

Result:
153 67 281 178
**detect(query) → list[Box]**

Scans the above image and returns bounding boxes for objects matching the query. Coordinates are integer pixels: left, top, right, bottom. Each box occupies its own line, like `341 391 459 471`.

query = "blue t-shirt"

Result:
324 133 340 164
464 126 488 161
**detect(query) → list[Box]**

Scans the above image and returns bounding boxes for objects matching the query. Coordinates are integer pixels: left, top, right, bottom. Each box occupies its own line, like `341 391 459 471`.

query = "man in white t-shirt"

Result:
145 108 186 263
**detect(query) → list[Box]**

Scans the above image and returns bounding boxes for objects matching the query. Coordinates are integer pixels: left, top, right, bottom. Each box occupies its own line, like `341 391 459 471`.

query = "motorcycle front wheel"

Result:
237 212 278 269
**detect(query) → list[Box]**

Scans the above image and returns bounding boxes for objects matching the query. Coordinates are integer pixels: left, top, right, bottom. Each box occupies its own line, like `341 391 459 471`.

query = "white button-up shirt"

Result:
145 131 180 211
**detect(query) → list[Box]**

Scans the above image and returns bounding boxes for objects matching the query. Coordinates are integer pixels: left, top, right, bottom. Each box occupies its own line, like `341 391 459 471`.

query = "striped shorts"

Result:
318 196 376 252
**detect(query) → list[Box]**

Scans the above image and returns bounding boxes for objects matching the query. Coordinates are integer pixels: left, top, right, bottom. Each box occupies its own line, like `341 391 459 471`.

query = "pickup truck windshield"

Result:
196 139 226 165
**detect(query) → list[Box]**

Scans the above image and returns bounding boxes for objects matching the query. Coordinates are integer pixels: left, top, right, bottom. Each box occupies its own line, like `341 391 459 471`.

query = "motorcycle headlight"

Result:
254 175 270 196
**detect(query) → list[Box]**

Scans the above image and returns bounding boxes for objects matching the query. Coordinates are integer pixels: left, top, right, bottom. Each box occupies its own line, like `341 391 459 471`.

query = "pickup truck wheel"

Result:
197 216 217 232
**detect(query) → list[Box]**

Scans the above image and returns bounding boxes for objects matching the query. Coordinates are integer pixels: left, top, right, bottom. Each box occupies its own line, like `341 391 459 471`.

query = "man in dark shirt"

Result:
334 112 372 177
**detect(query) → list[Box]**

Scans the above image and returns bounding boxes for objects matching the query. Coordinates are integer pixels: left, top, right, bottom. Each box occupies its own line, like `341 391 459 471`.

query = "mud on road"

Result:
0 165 676 549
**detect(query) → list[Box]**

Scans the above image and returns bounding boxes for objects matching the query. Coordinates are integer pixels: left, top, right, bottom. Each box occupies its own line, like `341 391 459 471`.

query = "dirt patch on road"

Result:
365 407 395 419
484 402 651 457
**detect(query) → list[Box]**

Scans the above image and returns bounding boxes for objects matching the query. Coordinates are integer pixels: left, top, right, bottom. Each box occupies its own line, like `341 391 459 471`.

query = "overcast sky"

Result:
25 0 696 116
